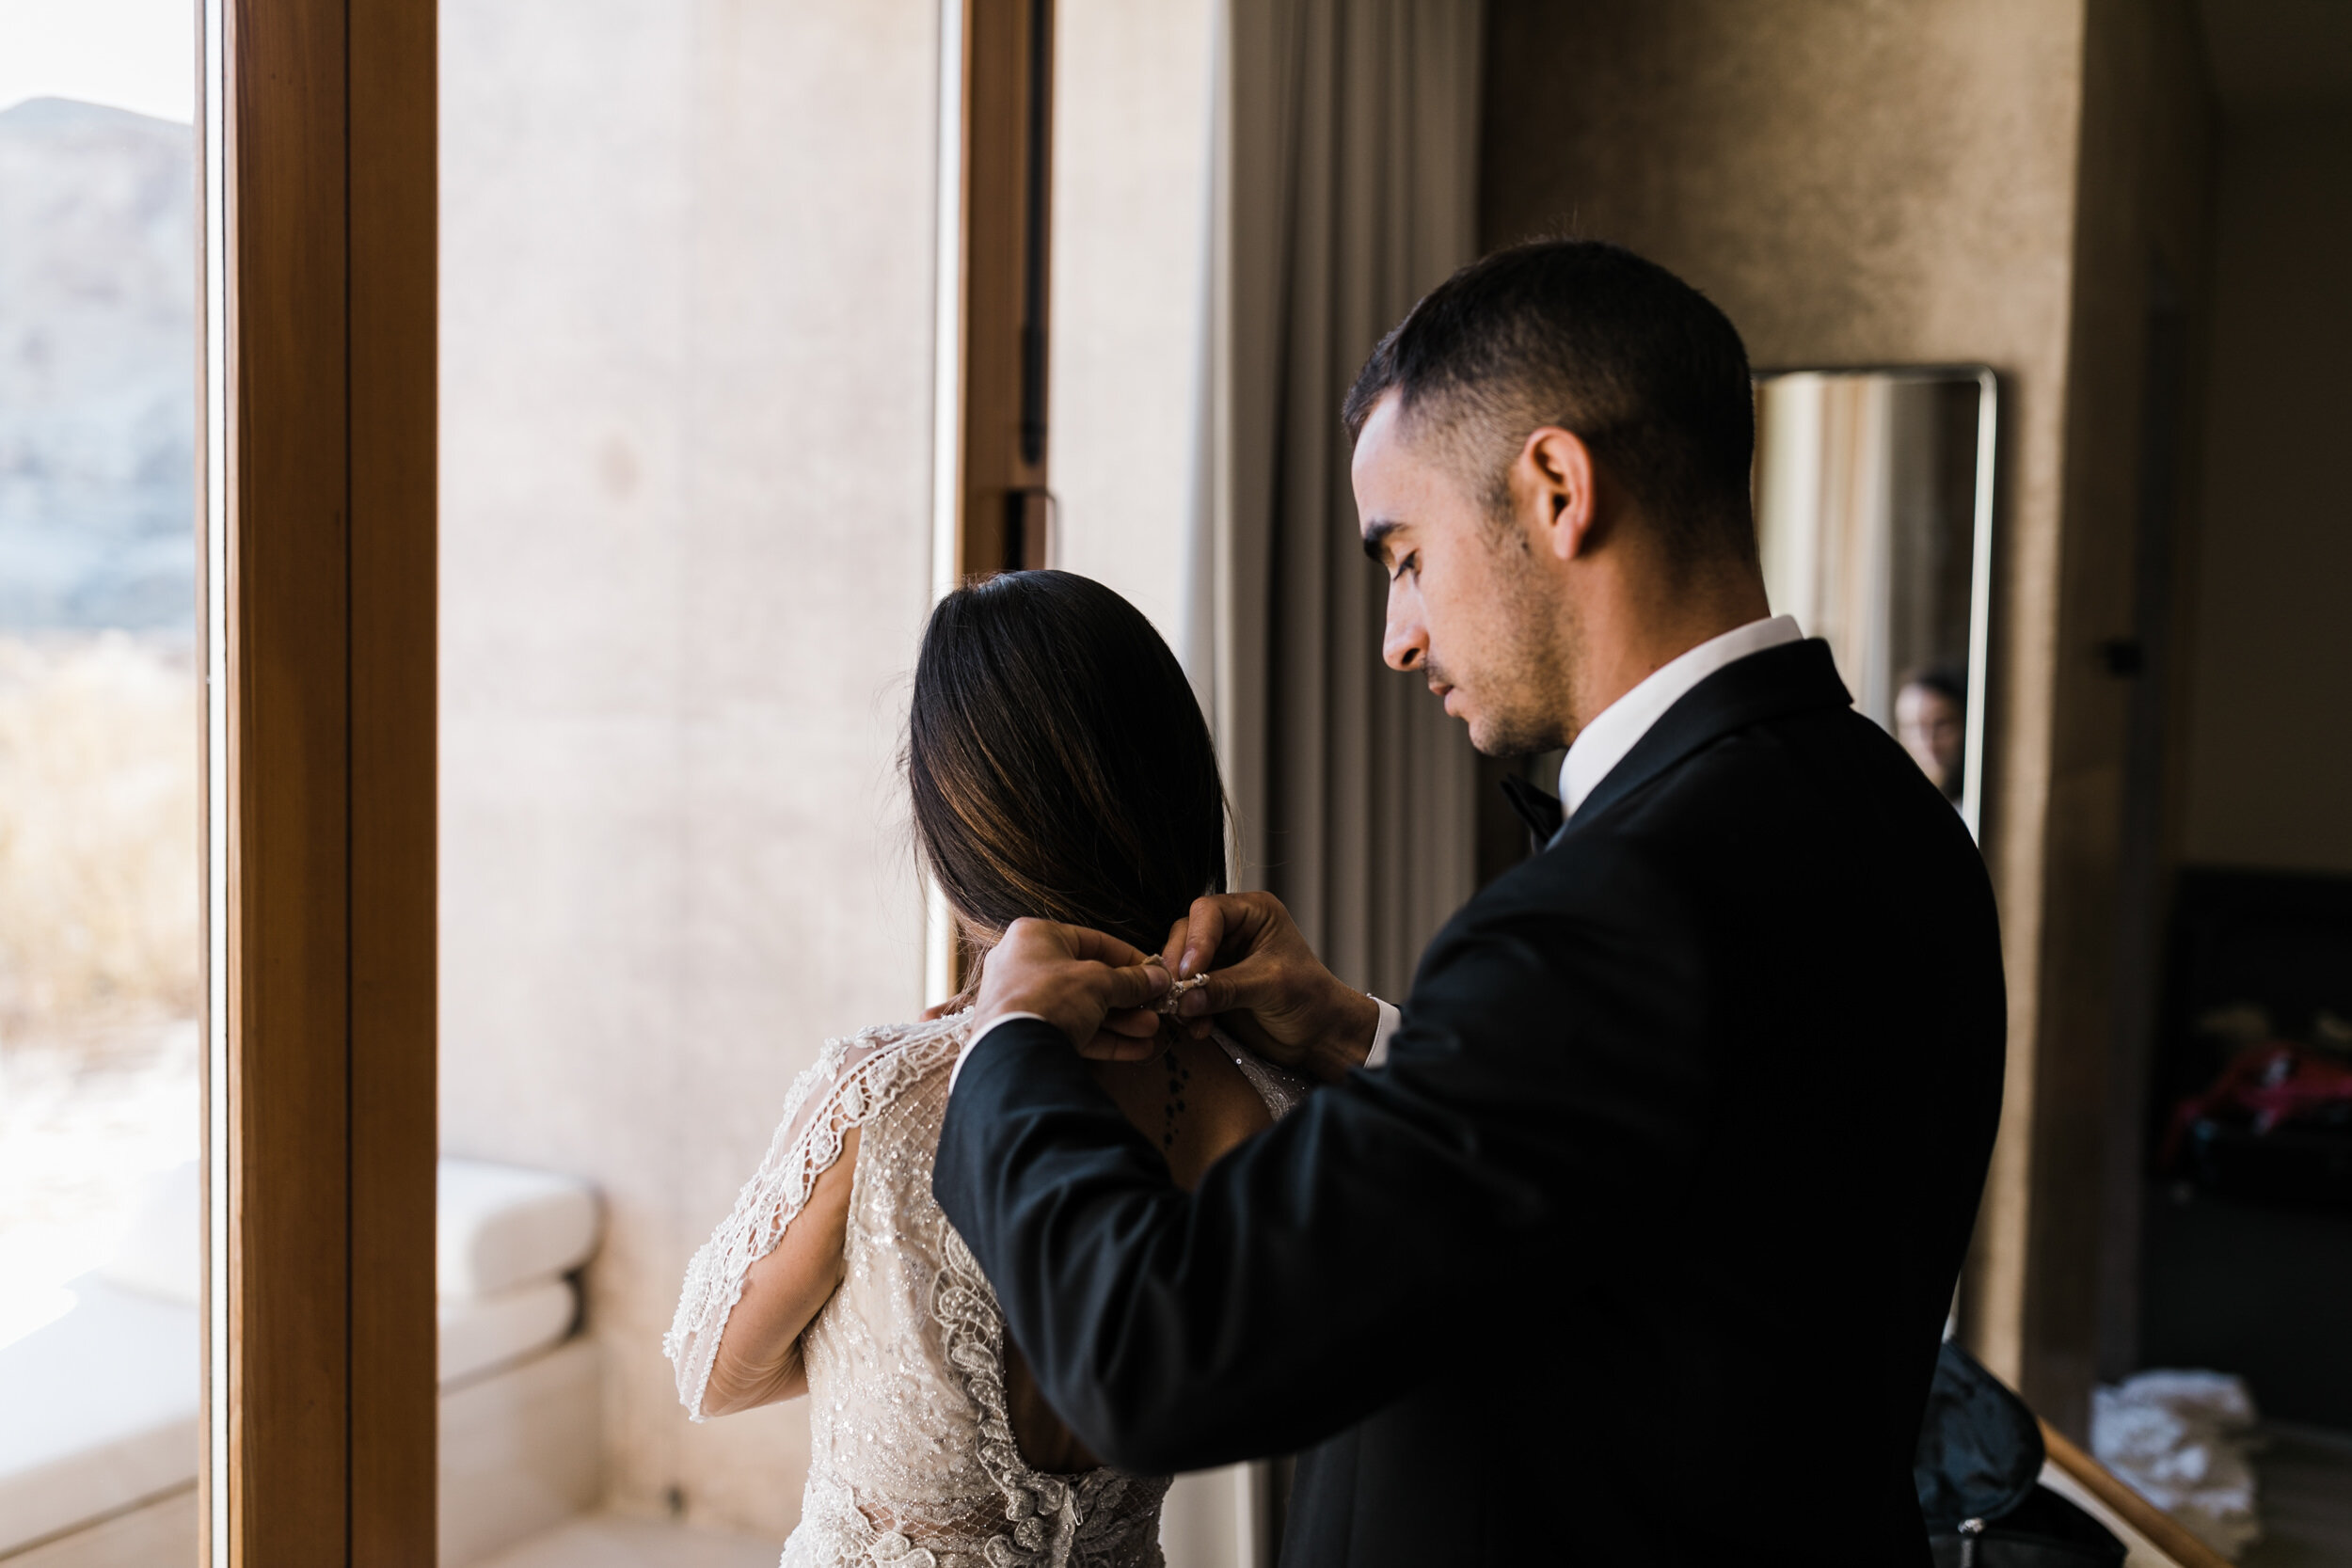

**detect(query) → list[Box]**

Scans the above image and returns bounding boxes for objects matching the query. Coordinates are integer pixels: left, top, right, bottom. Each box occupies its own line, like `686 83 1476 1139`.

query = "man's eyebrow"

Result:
1361 518 1404 562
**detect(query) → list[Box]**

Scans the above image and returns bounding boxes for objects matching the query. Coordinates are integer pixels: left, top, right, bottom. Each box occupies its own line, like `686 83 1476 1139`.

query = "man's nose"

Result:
1382 584 1426 672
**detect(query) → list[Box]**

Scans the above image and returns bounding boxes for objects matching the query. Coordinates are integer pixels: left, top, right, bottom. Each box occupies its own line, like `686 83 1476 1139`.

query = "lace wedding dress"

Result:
667 1012 1304 1568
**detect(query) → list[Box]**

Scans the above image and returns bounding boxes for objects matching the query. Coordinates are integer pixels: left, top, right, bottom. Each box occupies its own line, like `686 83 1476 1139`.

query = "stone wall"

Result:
438 0 941 1536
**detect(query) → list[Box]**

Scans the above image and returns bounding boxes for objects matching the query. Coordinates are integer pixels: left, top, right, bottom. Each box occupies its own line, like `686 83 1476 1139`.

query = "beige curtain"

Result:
1198 0 1486 1000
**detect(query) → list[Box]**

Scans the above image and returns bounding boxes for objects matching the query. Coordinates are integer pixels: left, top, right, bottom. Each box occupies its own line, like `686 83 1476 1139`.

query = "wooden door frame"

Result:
199 0 437 1560
952 0 1057 580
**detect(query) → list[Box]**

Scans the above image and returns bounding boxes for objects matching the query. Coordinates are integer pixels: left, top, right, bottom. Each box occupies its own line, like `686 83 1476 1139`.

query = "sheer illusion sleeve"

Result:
664 1016 966 1420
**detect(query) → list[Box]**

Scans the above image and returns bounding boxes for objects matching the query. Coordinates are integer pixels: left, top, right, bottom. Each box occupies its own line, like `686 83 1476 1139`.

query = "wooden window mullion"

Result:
204 1 437 1561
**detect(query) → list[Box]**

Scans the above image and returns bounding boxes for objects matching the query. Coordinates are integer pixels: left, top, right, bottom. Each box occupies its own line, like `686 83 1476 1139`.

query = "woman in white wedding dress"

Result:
667 571 1305 1568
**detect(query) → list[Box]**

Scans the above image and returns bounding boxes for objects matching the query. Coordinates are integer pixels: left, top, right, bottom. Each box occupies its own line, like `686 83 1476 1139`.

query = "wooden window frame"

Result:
930 0 1057 1001
951 0 1057 580
199 0 437 1560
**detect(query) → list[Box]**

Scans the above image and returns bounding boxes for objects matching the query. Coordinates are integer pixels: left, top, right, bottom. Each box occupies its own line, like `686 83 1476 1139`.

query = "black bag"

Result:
1914 1341 2128 1567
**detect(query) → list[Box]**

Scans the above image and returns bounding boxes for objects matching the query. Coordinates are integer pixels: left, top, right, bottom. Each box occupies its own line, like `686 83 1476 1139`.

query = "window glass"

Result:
0 3 201 1558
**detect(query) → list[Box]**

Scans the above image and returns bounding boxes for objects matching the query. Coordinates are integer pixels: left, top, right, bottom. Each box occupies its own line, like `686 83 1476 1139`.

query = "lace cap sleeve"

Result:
663 1014 966 1420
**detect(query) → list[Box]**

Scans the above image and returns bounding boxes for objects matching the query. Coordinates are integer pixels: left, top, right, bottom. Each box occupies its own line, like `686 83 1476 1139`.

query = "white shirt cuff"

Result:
948 1011 1051 1093
1364 997 1401 1069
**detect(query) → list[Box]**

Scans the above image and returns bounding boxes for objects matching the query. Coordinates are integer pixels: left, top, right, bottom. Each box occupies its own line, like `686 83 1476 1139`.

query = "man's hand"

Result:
1161 892 1380 1084
973 919 1170 1062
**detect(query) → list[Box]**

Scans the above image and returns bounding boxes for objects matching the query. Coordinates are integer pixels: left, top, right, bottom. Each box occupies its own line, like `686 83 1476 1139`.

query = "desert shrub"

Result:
0 635 199 1048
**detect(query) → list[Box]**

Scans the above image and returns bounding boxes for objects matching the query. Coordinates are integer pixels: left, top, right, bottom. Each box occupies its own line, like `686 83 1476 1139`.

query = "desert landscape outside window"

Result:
0 2 205 1558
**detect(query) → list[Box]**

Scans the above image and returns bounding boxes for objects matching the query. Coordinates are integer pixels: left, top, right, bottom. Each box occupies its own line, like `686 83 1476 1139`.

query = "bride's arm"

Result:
672 1028 964 1420
697 1125 858 1416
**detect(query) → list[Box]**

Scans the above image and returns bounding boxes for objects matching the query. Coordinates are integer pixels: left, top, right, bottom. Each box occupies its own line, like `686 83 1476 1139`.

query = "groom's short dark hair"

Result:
1343 240 1757 571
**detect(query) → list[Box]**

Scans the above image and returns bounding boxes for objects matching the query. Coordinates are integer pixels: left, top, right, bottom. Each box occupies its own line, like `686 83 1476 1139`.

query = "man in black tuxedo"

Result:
931 241 2006 1565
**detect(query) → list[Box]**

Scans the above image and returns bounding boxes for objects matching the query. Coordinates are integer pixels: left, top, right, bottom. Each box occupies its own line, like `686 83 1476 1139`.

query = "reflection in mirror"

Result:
1754 369 1996 838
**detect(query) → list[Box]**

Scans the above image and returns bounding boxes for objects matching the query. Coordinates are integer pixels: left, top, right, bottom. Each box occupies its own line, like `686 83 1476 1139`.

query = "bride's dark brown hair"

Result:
907 570 1228 970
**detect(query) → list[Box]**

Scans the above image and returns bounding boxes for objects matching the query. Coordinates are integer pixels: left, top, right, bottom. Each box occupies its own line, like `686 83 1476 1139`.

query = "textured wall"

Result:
1481 0 2086 375
2179 108 2352 874
1480 0 2218 1430
439 0 939 1538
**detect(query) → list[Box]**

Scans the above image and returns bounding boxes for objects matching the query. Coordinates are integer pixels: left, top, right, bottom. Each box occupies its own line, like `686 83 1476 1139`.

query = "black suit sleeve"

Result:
931 857 1712 1474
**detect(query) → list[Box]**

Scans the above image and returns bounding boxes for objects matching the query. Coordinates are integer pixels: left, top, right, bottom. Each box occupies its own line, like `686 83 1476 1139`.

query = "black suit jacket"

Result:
933 639 2006 1565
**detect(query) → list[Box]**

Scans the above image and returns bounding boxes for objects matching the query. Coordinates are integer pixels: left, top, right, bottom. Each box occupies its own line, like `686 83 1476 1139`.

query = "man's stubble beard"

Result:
1459 541 1578 760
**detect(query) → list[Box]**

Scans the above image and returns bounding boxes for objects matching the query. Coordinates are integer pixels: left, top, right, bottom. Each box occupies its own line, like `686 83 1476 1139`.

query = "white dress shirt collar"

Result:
1558 614 1804 819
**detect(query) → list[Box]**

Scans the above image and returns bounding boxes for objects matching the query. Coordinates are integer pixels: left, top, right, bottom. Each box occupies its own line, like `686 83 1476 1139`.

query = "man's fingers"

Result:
1160 915 1191 976
979 918 1177 1053
1027 920 1167 1015
1177 895 1239 977
1176 947 1298 1018
1171 893 1261 982
1174 962 1263 1021
1075 1026 1159 1062
1175 891 1296 977
1096 953 1171 1013
1051 921 1152 970
1101 1005 1161 1039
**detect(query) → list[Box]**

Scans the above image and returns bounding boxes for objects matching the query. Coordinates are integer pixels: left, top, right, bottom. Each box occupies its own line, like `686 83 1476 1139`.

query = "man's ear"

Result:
1513 426 1599 563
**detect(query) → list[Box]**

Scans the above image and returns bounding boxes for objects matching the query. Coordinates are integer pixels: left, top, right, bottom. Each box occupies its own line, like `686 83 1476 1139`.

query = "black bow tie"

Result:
1498 772 1565 847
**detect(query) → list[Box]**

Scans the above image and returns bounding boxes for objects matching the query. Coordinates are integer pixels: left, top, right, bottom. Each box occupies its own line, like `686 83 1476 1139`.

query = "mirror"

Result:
1754 368 1996 838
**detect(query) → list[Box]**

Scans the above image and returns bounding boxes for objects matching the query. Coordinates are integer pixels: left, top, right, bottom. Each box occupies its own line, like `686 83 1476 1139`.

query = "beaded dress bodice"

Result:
668 1013 1303 1568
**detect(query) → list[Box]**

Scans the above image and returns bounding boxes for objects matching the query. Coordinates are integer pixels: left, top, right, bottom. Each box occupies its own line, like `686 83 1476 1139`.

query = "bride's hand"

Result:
1161 893 1380 1085
972 918 1169 1056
